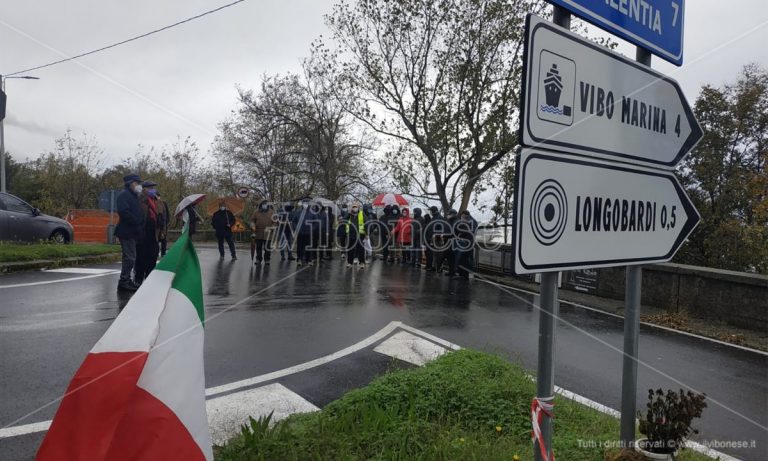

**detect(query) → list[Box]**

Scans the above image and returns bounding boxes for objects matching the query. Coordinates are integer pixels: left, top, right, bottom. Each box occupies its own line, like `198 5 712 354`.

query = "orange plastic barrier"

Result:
66 209 119 243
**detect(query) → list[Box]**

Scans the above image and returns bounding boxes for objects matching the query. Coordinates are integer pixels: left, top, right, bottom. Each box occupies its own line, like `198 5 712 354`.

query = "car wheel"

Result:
50 229 70 244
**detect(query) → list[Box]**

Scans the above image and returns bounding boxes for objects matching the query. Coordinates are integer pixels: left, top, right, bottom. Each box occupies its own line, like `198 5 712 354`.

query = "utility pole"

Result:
1 74 7 193
0 74 40 193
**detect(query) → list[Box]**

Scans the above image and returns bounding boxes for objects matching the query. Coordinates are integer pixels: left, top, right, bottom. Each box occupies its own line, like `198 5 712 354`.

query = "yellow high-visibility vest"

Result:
357 211 365 235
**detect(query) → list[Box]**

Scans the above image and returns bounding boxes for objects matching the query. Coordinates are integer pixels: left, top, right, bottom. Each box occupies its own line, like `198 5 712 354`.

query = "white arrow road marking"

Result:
207 383 318 445
373 331 448 366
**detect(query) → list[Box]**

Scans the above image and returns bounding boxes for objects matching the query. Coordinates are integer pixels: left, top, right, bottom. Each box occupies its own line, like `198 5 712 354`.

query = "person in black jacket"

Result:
424 206 440 271
445 209 459 275
454 210 478 278
211 201 237 260
277 203 295 261
429 208 454 274
411 208 424 267
337 204 349 260
114 174 146 291
291 198 316 266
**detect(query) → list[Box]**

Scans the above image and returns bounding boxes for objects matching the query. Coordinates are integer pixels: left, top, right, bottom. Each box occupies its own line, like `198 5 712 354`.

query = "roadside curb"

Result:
0 253 122 274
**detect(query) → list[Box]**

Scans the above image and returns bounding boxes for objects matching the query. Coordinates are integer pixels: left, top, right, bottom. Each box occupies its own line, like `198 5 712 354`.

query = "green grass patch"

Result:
215 349 714 461
0 242 119 262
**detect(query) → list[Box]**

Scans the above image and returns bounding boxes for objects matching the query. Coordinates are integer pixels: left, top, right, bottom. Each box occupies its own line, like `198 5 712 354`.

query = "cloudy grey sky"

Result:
2 0 767 169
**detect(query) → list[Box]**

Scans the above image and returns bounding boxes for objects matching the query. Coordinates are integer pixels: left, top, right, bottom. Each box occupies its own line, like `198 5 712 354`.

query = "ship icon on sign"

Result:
541 64 571 116
536 51 575 126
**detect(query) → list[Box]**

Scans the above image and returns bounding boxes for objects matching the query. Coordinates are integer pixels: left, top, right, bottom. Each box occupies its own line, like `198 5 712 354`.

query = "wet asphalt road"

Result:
0 247 766 460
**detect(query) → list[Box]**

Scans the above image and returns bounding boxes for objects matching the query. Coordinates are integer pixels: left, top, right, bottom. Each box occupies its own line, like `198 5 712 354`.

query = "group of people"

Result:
114 174 170 291
211 197 479 278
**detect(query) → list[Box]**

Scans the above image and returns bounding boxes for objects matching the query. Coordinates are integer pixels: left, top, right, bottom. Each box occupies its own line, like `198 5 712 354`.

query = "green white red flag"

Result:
37 230 212 460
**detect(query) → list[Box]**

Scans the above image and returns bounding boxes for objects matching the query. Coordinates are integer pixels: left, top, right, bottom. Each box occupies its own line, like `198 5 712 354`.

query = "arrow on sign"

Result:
520 14 703 169
513 149 699 274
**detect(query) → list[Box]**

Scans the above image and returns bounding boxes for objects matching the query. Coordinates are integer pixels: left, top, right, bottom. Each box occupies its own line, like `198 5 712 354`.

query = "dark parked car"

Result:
0 192 73 243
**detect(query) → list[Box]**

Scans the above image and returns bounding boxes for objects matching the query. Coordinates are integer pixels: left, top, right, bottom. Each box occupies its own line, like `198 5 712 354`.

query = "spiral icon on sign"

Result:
530 179 567 246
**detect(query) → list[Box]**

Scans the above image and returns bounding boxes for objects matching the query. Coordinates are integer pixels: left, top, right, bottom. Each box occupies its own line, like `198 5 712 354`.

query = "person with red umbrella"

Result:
372 193 409 207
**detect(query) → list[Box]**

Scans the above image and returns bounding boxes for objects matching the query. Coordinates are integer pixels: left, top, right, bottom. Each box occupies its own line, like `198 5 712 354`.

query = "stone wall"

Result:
476 245 768 331
590 263 768 330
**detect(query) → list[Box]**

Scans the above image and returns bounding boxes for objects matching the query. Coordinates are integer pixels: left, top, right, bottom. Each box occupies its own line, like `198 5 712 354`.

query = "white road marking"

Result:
207 383 318 445
203 321 404 397
0 420 51 438
0 322 745 460
0 321 404 439
374 331 448 366
43 268 117 275
0 271 120 289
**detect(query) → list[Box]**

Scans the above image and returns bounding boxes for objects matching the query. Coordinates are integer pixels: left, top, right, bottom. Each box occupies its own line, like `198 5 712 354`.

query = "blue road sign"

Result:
98 190 120 212
547 0 685 65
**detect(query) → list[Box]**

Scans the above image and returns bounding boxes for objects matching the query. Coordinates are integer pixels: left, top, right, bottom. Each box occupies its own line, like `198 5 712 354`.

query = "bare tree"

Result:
324 0 546 211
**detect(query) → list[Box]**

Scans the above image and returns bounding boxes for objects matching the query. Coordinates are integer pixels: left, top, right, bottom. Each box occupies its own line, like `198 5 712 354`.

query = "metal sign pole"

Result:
535 271 561 461
532 11 569 461
619 46 651 450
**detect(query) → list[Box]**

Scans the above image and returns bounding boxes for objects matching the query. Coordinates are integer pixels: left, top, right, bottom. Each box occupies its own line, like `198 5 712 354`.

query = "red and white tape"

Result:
531 396 555 461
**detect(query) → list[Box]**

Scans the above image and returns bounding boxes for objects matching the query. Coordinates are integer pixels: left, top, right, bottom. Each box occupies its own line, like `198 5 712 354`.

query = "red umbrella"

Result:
372 193 408 207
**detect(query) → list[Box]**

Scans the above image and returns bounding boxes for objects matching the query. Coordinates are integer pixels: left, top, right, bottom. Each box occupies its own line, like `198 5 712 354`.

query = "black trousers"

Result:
135 234 158 283
297 233 312 262
254 239 271 261
425 245 434 269
382 233 393 261
347 233 366 264
456 248 474 277
217 232 236 257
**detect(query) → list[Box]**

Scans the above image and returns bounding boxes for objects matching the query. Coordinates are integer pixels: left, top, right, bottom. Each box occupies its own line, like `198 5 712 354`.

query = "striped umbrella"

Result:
372 193 408 207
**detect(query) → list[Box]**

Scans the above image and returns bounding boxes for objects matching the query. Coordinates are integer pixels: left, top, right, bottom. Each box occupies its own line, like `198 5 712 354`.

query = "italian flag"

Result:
37 231 212 461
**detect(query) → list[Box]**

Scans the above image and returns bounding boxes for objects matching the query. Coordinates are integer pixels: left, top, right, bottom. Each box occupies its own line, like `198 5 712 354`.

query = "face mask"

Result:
260 205 267 211
219 206 226 211
342 206 348 211
351 208 359 214
133 184 143 194
302 203 309 208
147 189 157 198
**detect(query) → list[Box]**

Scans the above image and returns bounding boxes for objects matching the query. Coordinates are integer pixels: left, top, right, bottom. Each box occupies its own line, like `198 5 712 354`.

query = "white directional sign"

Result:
521 14 702 169
513 149 699 274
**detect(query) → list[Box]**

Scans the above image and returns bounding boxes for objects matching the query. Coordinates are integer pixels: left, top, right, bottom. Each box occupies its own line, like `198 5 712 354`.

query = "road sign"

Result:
236 186 249 199
513 148 699 274
98 189 120 212
520 14 702 169
546 0 686 65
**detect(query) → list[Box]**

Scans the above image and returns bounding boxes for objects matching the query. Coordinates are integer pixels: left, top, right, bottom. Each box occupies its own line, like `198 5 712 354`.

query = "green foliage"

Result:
215 350 715 461
676 64 768 273
638 389 707 455
0 242 118 262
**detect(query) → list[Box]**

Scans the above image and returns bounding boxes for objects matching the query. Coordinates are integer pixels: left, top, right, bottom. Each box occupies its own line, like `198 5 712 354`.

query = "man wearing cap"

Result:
135 180 161 284
114 174 145 291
